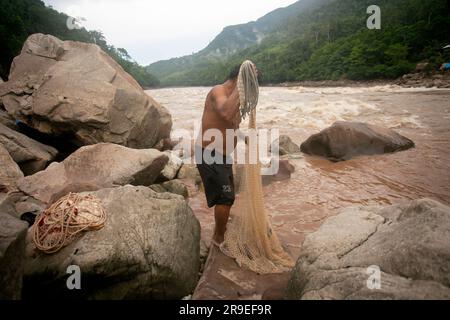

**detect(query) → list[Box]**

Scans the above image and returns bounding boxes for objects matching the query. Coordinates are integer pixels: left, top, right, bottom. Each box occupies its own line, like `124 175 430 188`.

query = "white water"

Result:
147 86 450 257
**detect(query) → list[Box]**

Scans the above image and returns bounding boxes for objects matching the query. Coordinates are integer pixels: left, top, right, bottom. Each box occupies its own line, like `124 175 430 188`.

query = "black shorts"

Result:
196 148 235 208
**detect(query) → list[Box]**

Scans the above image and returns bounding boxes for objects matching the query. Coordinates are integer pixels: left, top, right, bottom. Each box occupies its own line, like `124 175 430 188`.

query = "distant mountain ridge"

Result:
201 0 321 56
148 0 328 83
148 0 449 86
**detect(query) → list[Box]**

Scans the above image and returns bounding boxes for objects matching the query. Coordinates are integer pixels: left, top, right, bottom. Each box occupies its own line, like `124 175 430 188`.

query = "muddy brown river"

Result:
147 86 450 258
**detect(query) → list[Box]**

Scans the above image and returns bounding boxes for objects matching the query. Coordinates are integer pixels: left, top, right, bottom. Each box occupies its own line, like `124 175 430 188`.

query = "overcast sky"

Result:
43 0 297 65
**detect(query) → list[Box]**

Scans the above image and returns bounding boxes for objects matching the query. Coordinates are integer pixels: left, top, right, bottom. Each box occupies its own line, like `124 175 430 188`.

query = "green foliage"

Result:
150 0 450 86
0 0 159 87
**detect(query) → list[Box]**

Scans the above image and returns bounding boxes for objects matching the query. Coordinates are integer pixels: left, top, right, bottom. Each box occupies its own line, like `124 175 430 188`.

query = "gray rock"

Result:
272 135 301 155
0 33 171 148
150 180 189 198
177 164 201 185
0 144 24 192
0 212 28 300
0 191 46 221
24 185 200 299
415 62 429 72
162 180 189 198
0 123 58 175
287 199 450 300
0 109 17 129
17 143 168 204
159 151 183 181
148 184 168 193
262 159 295 186
300 121 415 161
0 193 18 217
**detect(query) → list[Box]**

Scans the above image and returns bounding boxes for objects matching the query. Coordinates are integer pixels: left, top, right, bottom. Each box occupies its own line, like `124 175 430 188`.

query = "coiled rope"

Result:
33 193 107 254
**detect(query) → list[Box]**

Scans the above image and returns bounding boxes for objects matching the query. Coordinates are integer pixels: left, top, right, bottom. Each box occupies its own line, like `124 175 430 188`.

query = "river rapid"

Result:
147 86 450 258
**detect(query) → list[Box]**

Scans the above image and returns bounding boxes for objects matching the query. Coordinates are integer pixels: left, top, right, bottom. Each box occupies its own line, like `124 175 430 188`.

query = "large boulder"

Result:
17 143 168 204
0 144 24 192
0 33 171 149
300 121 415 161
0 212 28 300
24 185 200 299
0 123 57 175
287 199 450 300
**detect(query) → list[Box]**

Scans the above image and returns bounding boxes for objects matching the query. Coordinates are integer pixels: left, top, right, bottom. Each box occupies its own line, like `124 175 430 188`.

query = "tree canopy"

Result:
0 0 159 87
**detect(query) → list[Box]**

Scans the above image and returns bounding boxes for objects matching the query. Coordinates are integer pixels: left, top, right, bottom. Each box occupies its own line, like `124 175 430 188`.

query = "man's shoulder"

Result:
209 85 227 99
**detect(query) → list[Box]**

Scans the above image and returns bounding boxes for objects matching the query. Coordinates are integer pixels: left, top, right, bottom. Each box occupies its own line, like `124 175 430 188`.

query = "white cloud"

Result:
43 0 297 65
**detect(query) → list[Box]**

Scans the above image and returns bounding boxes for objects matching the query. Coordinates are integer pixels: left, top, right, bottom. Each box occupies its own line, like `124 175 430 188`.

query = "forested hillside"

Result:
0 0 159 87
148 0 450 86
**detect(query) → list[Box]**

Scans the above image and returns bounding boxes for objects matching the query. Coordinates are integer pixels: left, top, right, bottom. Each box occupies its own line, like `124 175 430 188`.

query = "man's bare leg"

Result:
213 204 231 244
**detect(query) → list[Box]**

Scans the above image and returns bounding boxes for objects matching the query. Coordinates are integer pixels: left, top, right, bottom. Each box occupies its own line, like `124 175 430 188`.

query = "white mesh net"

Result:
220 61 294 274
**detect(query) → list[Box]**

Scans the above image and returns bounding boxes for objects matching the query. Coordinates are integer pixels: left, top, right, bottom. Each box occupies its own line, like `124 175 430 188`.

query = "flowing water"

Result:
147 86 450 258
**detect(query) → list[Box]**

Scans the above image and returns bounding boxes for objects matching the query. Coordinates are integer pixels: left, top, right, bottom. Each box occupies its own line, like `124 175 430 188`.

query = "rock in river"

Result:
300 121 415 161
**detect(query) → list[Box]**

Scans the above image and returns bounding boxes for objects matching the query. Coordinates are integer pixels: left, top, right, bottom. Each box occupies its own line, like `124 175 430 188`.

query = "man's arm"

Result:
213 86 240 122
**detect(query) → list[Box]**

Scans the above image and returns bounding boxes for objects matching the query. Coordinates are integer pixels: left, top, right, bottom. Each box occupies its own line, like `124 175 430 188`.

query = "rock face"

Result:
300 121 415 161
161 180 189 198
0 123 57 175
177 163 201 185
0 191 45 221
159 151 183 181
24 186 201 300
150 180 189 198
0 33 171 148
287 199 450 300
0 144 24 192
272 135 301 155
17 143 168 204
193 246 291 300
0 213 28 300
0 109 17 129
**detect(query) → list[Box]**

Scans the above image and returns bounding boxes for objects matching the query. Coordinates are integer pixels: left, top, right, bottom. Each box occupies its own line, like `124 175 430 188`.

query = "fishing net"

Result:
33 193 107 254
220 60 294 274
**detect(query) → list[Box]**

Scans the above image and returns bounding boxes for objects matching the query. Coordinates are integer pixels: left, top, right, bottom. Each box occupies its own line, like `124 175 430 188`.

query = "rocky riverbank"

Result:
267 71 450 89
0 34 200 300
1 34 450 300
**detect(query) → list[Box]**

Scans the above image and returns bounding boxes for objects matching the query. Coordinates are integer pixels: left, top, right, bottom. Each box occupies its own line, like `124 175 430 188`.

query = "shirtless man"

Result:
196 64 255 245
